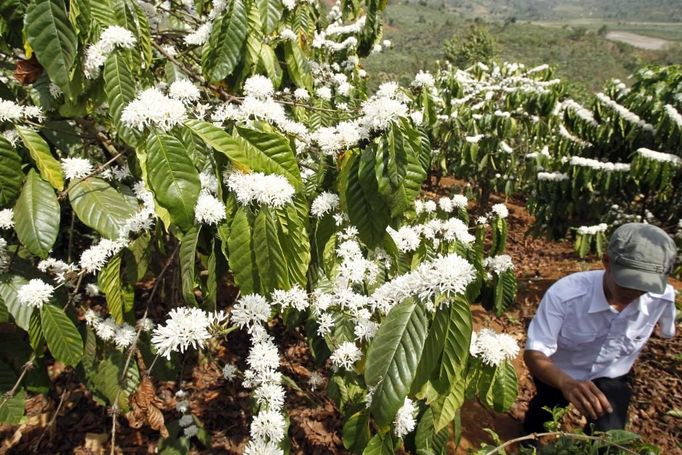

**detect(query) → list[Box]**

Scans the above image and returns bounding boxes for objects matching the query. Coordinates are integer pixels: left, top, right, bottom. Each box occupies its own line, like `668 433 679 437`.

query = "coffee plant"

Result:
0 0 522 453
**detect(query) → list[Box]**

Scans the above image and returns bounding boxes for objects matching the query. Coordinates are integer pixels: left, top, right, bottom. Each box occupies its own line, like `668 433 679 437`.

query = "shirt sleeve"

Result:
657 300 677 339
526 287 566 357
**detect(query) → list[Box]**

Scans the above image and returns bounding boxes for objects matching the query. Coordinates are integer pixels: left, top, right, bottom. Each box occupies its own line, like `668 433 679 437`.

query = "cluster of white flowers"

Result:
330 341 362 370
576 223 608 235
359 83 409 132
499 141 513 154
79 238 127 274
370 253 476 314
121 87 186 132
0 99 44 123
484 255 514 275
17 278 54 309
225 170 295 208
569 156 630 172
84 310 138 351
0 208 13 230
559 99 598 126
411 70 435 89
37 258 78 284
558 124 591 148
664 104 682 128
636 147 682 166
222 363 238 381
414 199 437 215
470 328 519 366
184 0 228 45
596 93 654 132
0 238 8 273
393 397 417 437
168 79 201 104
310 192 340 218
231 294 272 328
240 294 287 455
194 170 226 225
84 26 137 78
465 134 484 144
537 171 569 182
61 157 94 180
335 237 380 287
151 307 227 359
311 120 365 155
387 225 421 253
491 203 509 219
271 286 309 312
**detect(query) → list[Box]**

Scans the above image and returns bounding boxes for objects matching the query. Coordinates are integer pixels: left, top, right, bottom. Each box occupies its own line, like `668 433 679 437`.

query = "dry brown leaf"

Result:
125 375 168 438
83 432 108 455
14 56 43 85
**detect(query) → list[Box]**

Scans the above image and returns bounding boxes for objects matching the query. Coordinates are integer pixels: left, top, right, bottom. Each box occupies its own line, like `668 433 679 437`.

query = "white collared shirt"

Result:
526 270 676 381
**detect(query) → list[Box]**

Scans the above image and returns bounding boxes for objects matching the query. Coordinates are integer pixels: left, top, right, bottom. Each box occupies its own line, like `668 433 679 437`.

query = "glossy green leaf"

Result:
201 0 248 82
0 275 33 330
342 410 370 454
179 226 200 305
283 41 314 92
253 207 290 293
227 206 259 294
365 297 428 426
0 388 25 424
16 126 64 191
103 51 139 146
362 433 394 455
98 255 127 324
68 177 137 239
146 133 201 231
415 407 450 455
0 138 23 206
14 170 60 258
491 361 518 412
431 376 465 432
40 304 83 366
25 0 77 98
436 297 472 390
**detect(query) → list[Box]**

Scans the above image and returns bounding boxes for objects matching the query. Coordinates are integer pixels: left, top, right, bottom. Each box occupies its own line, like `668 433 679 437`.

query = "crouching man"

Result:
523 223 677 435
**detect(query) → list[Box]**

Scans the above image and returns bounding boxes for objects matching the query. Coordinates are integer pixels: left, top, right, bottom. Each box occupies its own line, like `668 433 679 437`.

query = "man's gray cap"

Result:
607 223 677 294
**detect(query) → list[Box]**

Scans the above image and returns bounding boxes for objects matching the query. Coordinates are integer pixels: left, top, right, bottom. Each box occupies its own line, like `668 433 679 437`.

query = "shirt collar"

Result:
588 270 650 316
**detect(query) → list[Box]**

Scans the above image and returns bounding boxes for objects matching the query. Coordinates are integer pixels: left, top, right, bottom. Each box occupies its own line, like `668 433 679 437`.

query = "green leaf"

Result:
257 0 282 34
415 407 450 455
103 51 139 146
98 255 128 323
25 0 77 98
275 198 311 287
253 207 290 293
362 433 394 455
412 306 449 396
0 275 33 330
14 170 60 259
491 361 517 412
201 0 248 82
365 297 428 426
0 388 25 424
87 351 139 411
342 410 370 454
16 126 64 191
40 304 83 366
146 133 201 231
227 206 259 294
0 138 23 206
179 227 200 305
184 120 303 190
283 41 314 92
436 297 471 391
68 177 138 239
431 376 465 432
341 151 390 248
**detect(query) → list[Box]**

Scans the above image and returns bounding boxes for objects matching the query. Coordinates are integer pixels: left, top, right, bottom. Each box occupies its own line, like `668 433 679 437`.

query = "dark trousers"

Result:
523 374 632 435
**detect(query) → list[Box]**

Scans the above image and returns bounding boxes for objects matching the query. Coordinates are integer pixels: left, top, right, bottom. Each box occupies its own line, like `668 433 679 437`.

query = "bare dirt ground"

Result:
605 31 671 50
1 183 680 454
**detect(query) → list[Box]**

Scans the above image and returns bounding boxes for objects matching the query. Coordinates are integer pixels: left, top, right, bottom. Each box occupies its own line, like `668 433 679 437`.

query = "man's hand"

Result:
559 378 613 420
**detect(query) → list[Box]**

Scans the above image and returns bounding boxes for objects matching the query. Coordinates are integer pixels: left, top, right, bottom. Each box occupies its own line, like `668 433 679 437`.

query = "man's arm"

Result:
524 349 612 420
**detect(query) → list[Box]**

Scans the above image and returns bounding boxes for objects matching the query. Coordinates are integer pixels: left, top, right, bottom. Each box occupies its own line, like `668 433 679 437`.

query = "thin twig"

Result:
483 431 642 455
0 356 35 410
109 243 180 455
32 389 67 451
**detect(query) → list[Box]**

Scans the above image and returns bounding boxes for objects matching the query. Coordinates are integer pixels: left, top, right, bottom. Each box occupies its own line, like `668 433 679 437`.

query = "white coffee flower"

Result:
113 323 137 350
491 203 508 219
311 192 340 218
271 286 309 311
151 307 218 359
61 158 94 180
121 87 186 132
195 193 226 225
169 79 201 103
244 439 283 455
483 255 514 275
17 279 54 309
225 171 295 208
250 410 286 441
330 342 361 370
244 75 274 99
222 363 238 381
308 372 324 390
231 294 271 328
293 88 310 101
471 328 519 366
393 397 417 437
0 209 14 230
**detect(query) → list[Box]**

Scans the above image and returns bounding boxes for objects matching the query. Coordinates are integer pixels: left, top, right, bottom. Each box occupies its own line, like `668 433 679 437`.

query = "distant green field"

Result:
365 2 682 97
